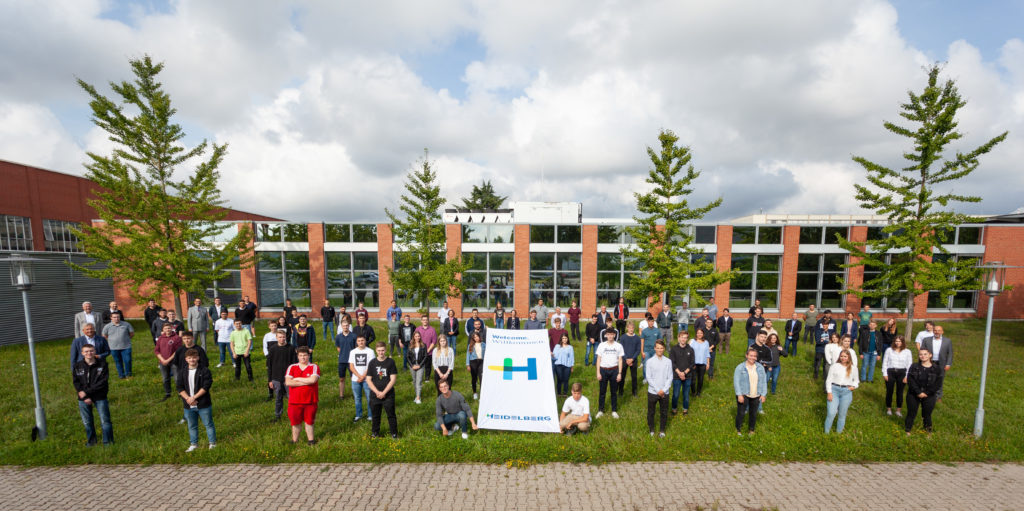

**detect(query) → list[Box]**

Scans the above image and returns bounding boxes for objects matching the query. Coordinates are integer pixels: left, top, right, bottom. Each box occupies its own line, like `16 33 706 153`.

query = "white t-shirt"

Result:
214 318 234 344
84 312 97 326
561 395 590 420
914 330 932 346
638 319 652 331
348 347 375 381
262 332 278 357
550 313 567 328
596 341 625 368
187 368 198 400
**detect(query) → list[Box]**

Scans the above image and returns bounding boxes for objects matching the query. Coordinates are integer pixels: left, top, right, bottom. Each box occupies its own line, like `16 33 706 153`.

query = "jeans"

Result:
598 367 618 412
369 393 398 436
647 392 669 433
470 359 484 394
708 349 718 379
243 323 253 337
184 406 216 445
553 364 571 395
813 350 826 378
159 363 177 396
884 368 906 409
401 346 409 370
860 351 877 382
671 378 691 411
435 411 468 433
825 384 853 433
270 380 287 418
323 321 335 345
768 365 781 394
351 380 372 419
217 342 229 364
110 348 132 378
691 364 706 396
735 396 760 433
234 354 253 380
585 342 597 366
784 335 797 356
905 392 937 432
78 399 113 445
747 337 755 347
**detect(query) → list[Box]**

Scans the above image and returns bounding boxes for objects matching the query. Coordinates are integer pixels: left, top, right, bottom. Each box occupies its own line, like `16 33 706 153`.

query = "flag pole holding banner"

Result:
477 328 561 433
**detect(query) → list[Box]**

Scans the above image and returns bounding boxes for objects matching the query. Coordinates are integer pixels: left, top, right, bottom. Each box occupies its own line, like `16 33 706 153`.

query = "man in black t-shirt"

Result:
367 342 399 438
266 331 297 421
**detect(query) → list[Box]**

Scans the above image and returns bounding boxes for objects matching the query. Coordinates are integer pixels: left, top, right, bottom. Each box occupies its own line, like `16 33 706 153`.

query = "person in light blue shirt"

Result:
688 328 711 398
640 323 661 362
645 340 673 437
385 300 402 322
552 333 575 396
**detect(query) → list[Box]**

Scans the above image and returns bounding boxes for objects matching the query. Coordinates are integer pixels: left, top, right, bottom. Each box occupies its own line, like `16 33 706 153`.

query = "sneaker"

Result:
671 409 677 416
473 393 478 400
886 409 893 416
683 409 689 415
612 412 620 419
650 431 655 437
896 410 903 418
216 363 224 368
758 409 765 415
370 433 380 439
208 443 216 449
595 411 604 419
178 418 186 425
308 439 318 445
461 432 468 440
451 424 460 432
353 416 362 423
185 444 198 453
659 432 666 438
391 433 399 439
737 431 743 436
414 398 421 404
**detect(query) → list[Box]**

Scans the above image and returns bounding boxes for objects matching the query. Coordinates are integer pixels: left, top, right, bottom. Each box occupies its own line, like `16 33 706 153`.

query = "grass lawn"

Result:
0 317 1021 466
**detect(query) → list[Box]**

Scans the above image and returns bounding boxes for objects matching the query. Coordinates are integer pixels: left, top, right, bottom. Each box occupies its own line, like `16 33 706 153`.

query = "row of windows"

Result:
1 215 84 252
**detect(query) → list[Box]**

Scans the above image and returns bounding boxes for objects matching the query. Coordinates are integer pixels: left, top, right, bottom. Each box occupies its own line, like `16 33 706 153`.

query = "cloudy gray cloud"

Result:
0 0 1021 223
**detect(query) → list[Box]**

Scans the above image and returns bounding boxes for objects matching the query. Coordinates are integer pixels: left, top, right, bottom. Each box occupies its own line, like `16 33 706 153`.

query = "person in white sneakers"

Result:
212 310 234 368
645 340 673 437
177 349 216 452
595 329 624 419
559 382 590 434
434 380 477 439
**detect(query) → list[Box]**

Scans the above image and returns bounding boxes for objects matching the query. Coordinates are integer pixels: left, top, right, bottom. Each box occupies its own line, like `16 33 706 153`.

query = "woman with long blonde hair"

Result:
825 349 859 433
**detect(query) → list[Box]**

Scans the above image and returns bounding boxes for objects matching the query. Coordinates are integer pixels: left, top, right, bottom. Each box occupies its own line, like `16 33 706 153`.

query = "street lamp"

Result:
7 254 47 440
974 261 1008 438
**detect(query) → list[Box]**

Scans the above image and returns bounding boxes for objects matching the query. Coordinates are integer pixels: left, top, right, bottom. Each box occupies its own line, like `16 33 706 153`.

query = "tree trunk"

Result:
904 293 916 343
172 285 185 321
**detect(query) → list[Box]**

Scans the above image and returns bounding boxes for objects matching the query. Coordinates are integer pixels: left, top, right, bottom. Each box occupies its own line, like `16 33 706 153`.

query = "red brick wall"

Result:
715 225 733 308
844 225 868 313
446 223 463 316
376 223 395 316
307 223 326 310
779 225 800 317
514 224 531 315
980 226 1024 319
581 225 598 314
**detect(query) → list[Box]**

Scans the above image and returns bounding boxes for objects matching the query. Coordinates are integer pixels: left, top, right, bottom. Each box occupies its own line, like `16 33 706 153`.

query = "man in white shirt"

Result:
74 301 100 339
348 336 375 423
645 340 673 437
914 321 935 347
213 310 234 368
550 307 567 329
438 301 450 323
559 382 591 434
262 321 279 357
595 330 624 419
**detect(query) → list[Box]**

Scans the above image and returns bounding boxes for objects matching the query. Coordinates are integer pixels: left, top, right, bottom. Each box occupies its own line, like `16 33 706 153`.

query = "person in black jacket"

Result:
584 313 601 367
177 348 216 451
173 331 209 372
669 332 695 415
72 344 112 446
266 330 298 421
505 309 521 330
352 314 376 350
904 348 944 435
716 308 734 354
783 312 803 356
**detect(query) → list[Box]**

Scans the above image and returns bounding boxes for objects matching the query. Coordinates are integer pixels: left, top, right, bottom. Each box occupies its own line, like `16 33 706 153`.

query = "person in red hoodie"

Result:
154 323 183 401
548 317 568 353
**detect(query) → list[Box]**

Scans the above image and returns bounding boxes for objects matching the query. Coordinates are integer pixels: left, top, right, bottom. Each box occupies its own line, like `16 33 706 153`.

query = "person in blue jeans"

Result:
434 380 478 439
72 344 113 446
668 332 695 415
858 321 879 382
764 333 787 395
825 349 860 433
347 335 375 422
177 349 217 452
584 313 601 366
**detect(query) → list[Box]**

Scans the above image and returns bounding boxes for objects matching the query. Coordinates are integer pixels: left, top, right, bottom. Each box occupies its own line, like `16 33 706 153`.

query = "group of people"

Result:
67 296 955 450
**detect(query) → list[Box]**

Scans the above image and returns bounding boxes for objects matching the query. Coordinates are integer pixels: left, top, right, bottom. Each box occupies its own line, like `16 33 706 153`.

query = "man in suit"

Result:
188 298 211 349
919 324 952 400
70 323 110 370
596 305 613 328
784 312 803 356
613 296 630 333
656 303 674 344
74 301 102 339
208 297 227 325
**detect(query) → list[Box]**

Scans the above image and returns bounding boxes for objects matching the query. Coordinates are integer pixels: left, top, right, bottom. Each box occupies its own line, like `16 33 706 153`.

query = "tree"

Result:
622 129 734 310
386 150 470 316
461 180 507 210
72 55 253 318
838 64 1007 336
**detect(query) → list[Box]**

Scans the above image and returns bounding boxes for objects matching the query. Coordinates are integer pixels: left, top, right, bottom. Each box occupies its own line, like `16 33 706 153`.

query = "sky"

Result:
1 0 1022 222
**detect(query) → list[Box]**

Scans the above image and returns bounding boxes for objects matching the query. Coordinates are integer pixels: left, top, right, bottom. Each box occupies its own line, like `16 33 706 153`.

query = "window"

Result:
391 252 447 309
531 225 581 244
324 223 378 243
667 254 717 307
927 254 979 311
694 226 717 244
42 219 80 252
326 251 379 309
187 254 242 307
256 223 309 243
866 226 888 241
530 252 581 307
729 254 780 309
0 215 32 251
596 253 646 309
794 254 846 309
956 226 982 245
257 251 310 309
861 253 911 310
461 225 514 243
596 225 638 244
799 226 849 244
461 252 514 310
732 226 782 244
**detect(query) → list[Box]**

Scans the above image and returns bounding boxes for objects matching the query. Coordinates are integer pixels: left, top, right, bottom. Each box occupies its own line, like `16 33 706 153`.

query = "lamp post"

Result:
974 261 1007 438
8 254 47 440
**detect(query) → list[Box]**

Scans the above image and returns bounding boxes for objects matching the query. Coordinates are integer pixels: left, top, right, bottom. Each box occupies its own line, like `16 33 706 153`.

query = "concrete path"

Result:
1 462 1021 509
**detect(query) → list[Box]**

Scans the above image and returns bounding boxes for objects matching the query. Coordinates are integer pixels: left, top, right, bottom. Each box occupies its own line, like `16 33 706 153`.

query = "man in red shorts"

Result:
285 346 320 445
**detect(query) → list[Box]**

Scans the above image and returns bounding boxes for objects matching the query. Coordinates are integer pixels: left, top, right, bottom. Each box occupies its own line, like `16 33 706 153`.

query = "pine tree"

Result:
386 150 470 315
73 56 253 317
622 129 733 309
461 180 507 210
838 65 1007 336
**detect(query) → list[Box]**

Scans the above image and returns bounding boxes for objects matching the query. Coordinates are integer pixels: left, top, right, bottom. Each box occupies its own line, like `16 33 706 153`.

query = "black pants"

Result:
159 363 176 396
598 367 618 412
369 393 398 436
553 364 571 395
885 368 906 408
234 354 253 380
570 322 581 341
434 366 452 396
647 392 669 433
618 362 638 396
813 351 826 378
691 364 707 396
469 359 483 394
905 392 937 432
270 380 286 418
735 396 760 432
615 319 627 334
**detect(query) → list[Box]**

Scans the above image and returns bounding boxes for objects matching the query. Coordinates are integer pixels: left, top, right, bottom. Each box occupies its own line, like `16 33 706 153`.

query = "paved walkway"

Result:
1 462 1021 509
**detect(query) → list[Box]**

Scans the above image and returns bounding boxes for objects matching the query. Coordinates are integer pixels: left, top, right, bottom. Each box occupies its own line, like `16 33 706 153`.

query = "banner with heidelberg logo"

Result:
477 328 560 433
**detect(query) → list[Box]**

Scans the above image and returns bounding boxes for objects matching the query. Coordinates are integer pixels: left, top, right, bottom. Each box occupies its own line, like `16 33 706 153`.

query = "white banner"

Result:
477 328 561 433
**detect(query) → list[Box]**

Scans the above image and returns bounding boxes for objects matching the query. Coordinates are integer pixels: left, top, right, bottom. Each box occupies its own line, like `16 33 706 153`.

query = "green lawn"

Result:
0 318 1021 465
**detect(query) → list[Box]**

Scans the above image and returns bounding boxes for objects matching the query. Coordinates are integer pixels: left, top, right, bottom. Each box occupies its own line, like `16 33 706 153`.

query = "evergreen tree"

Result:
73 56 253 318
386 150 470 315
461 180 507 210
622 129 733 309
838 65 1007 336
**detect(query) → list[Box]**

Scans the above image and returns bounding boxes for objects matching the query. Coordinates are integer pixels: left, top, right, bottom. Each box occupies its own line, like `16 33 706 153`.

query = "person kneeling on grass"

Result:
559 382 591 435
285 346 320 445
177 348 216 452
434 380 477 439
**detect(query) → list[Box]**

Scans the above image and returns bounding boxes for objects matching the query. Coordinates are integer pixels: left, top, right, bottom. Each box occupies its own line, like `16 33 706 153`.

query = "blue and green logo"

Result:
487 357 538 380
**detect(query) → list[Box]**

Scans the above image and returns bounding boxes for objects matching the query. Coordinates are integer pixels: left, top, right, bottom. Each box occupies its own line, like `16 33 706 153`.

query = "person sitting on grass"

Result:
285 346 320 445
559 382 591 435
434 380 477 439
177 348 216 452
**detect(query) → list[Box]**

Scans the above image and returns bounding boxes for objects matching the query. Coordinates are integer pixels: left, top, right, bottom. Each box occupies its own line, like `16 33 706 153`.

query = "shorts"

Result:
287 403 318 426
338 363 348 379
